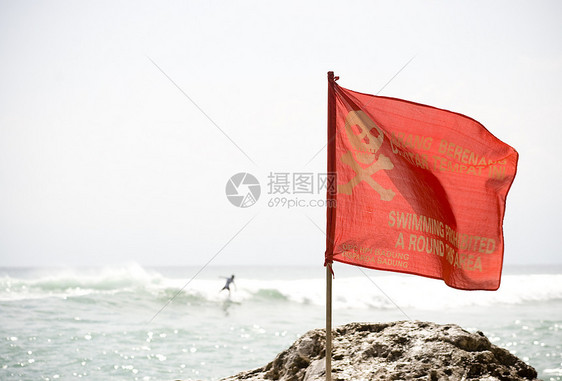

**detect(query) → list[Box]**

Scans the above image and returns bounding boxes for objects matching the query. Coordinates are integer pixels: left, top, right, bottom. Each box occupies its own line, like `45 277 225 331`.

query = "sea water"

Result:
1 264 561 381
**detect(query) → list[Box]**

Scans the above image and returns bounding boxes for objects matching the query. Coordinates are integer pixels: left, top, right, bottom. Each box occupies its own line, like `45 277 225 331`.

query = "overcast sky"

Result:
1 1 561 267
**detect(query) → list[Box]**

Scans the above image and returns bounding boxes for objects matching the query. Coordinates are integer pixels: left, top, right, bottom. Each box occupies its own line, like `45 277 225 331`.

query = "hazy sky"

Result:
1 1 561 267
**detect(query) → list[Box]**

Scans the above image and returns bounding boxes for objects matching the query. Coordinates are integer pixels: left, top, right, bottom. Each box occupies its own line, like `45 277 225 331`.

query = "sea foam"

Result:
2 264 561 310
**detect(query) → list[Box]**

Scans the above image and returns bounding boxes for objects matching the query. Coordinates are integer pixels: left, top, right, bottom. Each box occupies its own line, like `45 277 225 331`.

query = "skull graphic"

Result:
338 110 395 201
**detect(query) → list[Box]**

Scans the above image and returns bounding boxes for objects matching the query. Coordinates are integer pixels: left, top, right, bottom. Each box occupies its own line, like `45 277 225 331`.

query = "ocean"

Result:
1 264 561 381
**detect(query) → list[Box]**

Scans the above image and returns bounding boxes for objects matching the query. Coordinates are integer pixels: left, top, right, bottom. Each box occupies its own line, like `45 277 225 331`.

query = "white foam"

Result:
2 265 562 310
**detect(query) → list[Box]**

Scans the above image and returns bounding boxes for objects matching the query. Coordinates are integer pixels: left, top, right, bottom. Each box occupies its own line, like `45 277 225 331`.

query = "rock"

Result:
219 321 539 381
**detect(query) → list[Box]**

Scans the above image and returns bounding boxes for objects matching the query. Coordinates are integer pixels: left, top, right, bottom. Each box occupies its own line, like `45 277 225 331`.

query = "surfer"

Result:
220 275 236 295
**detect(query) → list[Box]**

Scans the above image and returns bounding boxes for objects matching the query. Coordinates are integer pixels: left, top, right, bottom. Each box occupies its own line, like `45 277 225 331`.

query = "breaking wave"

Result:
1 264 561 310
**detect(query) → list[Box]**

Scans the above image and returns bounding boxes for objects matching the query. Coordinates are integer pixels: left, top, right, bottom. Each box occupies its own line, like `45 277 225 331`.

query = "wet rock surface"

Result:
219 321 539 381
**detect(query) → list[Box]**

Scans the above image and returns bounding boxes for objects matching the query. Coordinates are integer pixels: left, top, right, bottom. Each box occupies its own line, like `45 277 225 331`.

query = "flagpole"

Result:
326 262 333 381
325 71 337 381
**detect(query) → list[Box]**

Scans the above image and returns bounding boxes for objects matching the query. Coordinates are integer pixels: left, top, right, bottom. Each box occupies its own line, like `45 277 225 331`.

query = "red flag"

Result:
325 77 518 290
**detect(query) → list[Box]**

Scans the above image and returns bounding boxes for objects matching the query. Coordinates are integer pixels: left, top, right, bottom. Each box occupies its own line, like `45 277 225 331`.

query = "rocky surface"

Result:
219 321 539 381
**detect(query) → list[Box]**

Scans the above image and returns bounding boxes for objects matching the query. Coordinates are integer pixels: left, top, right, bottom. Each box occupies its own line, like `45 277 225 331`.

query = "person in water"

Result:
220 275 236 295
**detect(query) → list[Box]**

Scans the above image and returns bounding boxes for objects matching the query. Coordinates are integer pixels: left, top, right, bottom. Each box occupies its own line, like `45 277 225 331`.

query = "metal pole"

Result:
326 263 333 381
325 70 336 381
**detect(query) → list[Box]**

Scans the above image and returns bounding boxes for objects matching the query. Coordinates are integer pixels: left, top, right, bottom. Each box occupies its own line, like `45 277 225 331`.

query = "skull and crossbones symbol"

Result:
337 110 395 201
